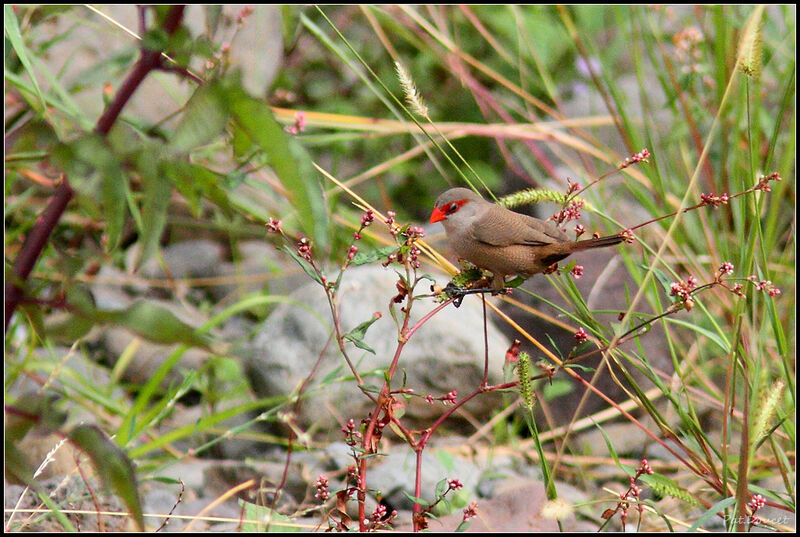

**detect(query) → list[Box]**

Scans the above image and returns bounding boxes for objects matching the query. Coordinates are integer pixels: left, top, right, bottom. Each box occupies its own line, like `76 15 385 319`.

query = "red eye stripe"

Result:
445 199 468 214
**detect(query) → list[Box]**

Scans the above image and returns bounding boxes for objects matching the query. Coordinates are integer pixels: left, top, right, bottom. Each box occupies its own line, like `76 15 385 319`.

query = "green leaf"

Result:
343 313 381 355
4 391 67 485
282 244 323 284
68 425 144 531
402 491 430 507
352 246 398 266
4 441 35 486
4 5 46 111
239 500 300 532
141 28 168 52
563 363 596 373
666 318 731 353
640 473 699 505
100 301 210 348
163 160 233 217
230 92 330 249
5 391 66 441
56 289 209 349
134 152 171 269
455 519 473 532
54 134 128 251
594 421 629 474
169 81 231 154
686 496 737 532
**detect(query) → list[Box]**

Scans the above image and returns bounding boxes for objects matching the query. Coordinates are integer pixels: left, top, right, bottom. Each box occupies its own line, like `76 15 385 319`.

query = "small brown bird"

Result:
430 187 624 291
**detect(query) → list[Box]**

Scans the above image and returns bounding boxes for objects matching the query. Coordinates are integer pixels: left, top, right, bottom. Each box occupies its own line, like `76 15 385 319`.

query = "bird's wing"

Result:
470 206 568 246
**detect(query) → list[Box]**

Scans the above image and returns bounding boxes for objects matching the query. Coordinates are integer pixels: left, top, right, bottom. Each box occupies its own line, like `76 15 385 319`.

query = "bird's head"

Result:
429 188 483 223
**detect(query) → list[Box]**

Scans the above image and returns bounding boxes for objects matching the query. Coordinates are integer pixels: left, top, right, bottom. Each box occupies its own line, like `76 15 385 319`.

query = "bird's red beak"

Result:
429 206 447 223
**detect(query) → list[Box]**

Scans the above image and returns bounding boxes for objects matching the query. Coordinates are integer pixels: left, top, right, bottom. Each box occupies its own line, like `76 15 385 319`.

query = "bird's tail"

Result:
572 234 626 251
540 234 626 267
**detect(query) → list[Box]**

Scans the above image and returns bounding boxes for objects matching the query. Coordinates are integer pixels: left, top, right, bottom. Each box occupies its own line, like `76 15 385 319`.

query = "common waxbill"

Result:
429 187 624 291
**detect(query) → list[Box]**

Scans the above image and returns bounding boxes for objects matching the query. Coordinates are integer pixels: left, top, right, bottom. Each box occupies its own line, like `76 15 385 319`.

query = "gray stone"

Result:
133 239 225 280
427 477 595 532
244 264 511 436
99 298 211 386
33 6 283 124
365 447 481 511
210 241 307 304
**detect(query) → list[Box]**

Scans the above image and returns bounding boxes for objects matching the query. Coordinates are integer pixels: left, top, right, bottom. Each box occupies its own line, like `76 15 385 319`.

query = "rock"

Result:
33 6 283 123
244 264 512 436
98 298 211 387
210 241 307 305
365 446 481 511
427 477 594 532
132 239 225 280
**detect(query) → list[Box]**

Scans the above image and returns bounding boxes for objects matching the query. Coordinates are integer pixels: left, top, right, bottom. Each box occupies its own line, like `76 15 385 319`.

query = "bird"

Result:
429 187 625 291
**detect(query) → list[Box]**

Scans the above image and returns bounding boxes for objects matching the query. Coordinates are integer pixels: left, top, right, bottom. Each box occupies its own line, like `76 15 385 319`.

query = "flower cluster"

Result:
574 327 589 345
284 111 306 135
574 224 585 238
553 200 584 225
297 237 312 261
719 262 734 276
604 458 653 526
361 210 375 227
620 148 650 169
425 390 457 405
385 211 398 236
266 217 282 234
314 474 330 501
341 418 362 447
567 178 581 194
748 493 766 513
347 465 361 488
621 229 635 243
700 192 729 208
673 26 704 73
639 458 654 475
670 275 697 310
347 245 358 260
405 225 426 239
571 265 584 280
462 502 479 522
370 504 387 523
748 276 781 297
670 276 697 300
755 172 783 192
447 479 464 491
408 244 421 269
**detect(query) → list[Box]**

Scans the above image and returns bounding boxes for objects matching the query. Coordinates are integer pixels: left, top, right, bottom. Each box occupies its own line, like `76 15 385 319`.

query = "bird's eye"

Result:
447 202 459 213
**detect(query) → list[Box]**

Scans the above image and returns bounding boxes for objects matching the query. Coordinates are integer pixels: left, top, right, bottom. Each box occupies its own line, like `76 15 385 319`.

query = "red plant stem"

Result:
4 177 73 330
399 297 454 344
95 5 186 135
5 5 187 333
412 449 424 531
357 275 454 530
481 296 489 386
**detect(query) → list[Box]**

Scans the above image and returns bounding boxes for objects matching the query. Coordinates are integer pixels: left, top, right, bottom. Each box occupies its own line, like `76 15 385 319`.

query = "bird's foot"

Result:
444 282 509 308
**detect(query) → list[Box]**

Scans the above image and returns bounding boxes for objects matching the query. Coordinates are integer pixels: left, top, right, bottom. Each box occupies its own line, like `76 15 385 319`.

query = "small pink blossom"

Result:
462 502 478 521
574 327 588 344
620 148 650 169
266 217 282 233
361 210 375 227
